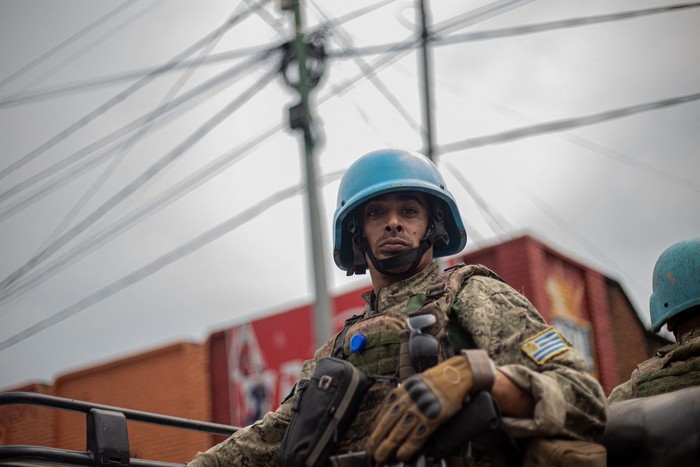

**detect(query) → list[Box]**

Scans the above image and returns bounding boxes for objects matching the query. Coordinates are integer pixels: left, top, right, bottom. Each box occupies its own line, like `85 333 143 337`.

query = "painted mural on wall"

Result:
225 289 368 426
545 260 597 374
227 323 279 426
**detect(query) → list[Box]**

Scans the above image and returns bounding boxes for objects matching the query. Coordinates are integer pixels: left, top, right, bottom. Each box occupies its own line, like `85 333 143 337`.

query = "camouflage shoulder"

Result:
608 379 635 403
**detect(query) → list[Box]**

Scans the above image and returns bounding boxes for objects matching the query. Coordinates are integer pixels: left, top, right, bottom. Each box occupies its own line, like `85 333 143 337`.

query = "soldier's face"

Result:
361 192 430 262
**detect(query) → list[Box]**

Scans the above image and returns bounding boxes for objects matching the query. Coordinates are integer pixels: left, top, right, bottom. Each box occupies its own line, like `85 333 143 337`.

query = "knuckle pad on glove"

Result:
406 376 442 419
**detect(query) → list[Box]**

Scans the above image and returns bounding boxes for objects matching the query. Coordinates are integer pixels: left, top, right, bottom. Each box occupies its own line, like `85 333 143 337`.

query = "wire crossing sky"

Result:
0 0 698 390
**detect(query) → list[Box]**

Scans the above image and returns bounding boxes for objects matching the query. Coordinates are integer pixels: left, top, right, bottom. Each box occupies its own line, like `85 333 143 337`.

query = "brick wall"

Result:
584 269 618 393
0 383 55 447
461 235 650 394
207 330 231 445
3 342 215 464
606 279 669 387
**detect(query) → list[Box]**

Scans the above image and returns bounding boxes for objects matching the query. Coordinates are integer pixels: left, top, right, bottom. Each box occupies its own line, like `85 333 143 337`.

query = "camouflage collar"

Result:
361 263 442 314
678 326 700 345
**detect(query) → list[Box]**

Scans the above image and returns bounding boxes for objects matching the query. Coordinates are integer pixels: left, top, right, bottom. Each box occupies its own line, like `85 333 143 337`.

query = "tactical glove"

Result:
367 349 495 463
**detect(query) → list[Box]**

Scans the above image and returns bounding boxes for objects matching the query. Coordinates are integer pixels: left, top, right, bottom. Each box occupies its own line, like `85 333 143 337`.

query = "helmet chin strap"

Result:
352 224 438 278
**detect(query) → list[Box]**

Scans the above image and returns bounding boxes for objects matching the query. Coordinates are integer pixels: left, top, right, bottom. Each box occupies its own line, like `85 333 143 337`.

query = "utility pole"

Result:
280 0 333 348
418 0 436 162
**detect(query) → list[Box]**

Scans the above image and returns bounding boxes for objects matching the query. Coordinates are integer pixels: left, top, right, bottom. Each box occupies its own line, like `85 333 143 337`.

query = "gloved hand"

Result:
367 350 495 463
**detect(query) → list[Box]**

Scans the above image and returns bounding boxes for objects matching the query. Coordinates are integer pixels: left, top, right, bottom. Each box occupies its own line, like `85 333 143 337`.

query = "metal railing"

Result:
0 392 239 467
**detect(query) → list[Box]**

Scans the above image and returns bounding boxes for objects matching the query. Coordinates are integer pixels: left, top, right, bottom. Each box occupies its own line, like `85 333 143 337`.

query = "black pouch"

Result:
279 357 369 467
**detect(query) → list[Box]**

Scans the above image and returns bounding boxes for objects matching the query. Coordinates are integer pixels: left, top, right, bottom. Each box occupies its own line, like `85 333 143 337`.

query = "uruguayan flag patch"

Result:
520 327 569 365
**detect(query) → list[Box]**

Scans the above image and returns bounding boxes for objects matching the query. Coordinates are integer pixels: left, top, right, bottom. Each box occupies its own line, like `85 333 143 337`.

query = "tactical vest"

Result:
633 333 700 398
330 263 505 454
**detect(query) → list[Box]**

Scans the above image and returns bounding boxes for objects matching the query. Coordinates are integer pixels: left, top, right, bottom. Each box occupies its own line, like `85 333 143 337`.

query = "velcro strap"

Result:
461 349 496 394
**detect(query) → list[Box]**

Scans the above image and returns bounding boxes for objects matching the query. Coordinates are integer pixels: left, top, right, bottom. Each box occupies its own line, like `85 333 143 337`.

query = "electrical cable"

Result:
518 185 650 302
0 63 281 293
0 21 422 306
442 162 515 240
0 0 396 109
0 171 343 352
23 4 237 285
0 31 412 305
2 0 688 340
308 0 421 132
15 1 164 94
437 91 700 154
432 0 536 36
0 118 285 309
0 0 270 183
0 0 140 88
7 0 691 209
0 34 416 305
0 48 281 210
0 43 277 109
434 2 700 46
561 133 700 194
325 2 700 58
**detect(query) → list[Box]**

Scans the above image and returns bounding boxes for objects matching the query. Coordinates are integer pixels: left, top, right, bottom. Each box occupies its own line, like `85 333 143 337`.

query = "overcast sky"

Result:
0 0 698 390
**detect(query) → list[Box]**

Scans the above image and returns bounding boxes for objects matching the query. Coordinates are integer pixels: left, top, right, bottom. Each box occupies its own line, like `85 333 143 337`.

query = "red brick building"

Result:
455 235 665 393
1 235 664 462
1 343 212 464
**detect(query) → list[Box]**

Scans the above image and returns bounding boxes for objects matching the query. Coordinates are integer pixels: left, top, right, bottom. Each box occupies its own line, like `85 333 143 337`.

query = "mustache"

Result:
374 231 411 248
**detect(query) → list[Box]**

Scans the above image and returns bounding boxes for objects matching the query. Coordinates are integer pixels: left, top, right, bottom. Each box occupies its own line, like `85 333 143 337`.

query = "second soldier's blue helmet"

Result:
333 148 467 275
650 238 700 332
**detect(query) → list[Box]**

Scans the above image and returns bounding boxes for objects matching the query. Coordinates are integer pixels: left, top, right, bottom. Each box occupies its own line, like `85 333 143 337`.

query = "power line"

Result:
0 64 280 293
0 0 395 109
561 133 700 193
432 0 536 36
0 49 280 210
0 171 343 352
23 5 236 285
0 98 285 309
0 27 419 304
0 44 277 109
0 0 269 182
325 2 700 58
16 1 164 93
518 185 650 303
437 91 700 154
443 162 515 240
308 0 421 132
0 31 421 306
3 1 693 109
0 0 140 88
434 2 700 45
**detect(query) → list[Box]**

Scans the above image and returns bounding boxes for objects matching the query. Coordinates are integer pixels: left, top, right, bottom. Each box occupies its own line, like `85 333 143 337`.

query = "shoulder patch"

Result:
520 326 569 365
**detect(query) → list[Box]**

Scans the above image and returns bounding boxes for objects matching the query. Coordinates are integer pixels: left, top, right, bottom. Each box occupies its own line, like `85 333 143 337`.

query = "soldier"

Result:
188 149 607 466
608 238 700 402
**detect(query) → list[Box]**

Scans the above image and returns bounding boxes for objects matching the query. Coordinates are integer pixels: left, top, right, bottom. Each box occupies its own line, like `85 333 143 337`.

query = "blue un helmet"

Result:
333 149 467 276
650 238 700 332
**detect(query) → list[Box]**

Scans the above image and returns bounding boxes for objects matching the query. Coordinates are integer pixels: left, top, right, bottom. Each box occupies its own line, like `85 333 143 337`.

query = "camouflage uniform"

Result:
188 263 607 467
608 327 700 402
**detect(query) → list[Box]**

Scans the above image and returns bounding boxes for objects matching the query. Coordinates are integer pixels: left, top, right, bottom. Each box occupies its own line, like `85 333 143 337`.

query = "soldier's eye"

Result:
366 207 383 218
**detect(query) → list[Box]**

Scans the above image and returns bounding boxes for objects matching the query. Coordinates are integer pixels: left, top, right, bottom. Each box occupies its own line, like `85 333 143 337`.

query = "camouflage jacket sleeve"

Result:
454 275 607 441
608 378 635 402
187 358 320 467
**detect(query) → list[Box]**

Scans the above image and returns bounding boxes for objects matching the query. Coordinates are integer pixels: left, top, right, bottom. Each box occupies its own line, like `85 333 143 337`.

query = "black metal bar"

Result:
0 392 238 436
0 446 92 466
0 446 186 467
129 460 184 467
